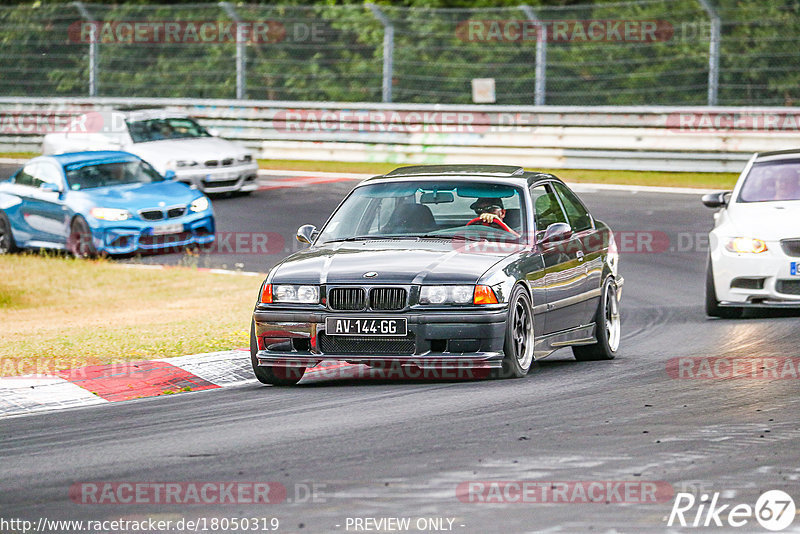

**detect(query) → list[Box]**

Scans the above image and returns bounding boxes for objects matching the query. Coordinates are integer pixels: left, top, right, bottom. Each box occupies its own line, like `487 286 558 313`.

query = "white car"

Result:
704 148 800 318
43 109 259 194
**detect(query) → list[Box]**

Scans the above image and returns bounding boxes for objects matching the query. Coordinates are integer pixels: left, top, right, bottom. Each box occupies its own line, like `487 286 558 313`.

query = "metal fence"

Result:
0 1 798 106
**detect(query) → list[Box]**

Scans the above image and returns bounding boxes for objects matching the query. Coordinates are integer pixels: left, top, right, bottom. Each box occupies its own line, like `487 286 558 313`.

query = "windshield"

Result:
317 180 526 244
738 160 800 202
127 117 211 143
65 160 165 190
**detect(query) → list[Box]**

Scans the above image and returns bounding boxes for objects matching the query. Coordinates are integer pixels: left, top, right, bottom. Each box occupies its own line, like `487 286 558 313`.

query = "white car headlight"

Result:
90 207 131 221
167 160 198 170
420 285 475 304
190 196 210 213
725 237 768 254
273 285 319 304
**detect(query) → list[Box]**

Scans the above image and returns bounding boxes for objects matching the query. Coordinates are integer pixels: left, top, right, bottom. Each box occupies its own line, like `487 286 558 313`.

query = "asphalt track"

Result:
2 168 800 532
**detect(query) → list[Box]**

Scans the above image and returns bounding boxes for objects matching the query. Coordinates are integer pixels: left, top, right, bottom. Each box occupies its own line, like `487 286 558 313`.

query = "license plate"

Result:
152 223 183 235
205 172 237 181
792 262 799 276
325 317 407 337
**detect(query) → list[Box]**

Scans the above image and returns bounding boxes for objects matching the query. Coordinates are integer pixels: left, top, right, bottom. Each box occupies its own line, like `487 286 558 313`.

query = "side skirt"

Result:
533 323 597 360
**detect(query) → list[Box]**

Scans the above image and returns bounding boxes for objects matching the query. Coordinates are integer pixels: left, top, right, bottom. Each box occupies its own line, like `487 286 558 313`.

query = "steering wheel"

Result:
466 216 515 234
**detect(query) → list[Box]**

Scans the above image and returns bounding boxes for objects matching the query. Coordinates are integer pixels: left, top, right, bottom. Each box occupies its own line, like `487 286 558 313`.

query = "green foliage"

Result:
0 1 797 105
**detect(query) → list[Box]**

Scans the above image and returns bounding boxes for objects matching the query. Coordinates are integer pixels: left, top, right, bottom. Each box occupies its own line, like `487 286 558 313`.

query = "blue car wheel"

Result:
67 216 99 258
0 211 18 254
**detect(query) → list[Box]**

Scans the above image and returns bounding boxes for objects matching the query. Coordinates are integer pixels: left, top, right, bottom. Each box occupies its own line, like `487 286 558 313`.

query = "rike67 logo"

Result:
666 490 795 531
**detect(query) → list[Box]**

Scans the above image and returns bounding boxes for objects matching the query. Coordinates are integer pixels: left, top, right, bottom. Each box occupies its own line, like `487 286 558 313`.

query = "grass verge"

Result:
257 159 739 190
0 253 260 376
0 153 739 190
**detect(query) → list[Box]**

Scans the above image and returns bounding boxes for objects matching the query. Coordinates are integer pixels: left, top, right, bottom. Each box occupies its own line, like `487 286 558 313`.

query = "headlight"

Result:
273 284 319 304
90 207 131 221
725 237 768 254
419 285 475 305
167 159 198 169
190 196 210 213
239 154 253 163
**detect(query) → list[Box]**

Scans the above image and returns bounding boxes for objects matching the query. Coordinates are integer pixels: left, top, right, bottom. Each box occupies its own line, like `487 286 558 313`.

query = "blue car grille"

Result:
139 206 187 221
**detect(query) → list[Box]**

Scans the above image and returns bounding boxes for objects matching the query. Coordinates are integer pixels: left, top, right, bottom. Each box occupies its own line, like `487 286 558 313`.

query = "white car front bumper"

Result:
174 162 259 193
711 236 800 306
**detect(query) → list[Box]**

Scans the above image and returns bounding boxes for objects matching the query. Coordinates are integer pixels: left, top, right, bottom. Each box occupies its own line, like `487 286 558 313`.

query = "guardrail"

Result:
2 97 800 173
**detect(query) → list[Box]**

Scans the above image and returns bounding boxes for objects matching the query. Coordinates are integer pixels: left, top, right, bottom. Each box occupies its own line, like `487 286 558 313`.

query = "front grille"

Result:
205 159 219 167
202 178 238 189
319 333 415 355
329 288 366 310
370 287 407 310
776 279 800 295
139 209 164 221
167 207 186 218
222 157 234 166
781 239 800 257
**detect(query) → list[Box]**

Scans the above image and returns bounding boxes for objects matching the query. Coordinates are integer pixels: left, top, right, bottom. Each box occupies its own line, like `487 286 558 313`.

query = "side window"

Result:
13 163 37 187
553 182 593 232
529 184 567 231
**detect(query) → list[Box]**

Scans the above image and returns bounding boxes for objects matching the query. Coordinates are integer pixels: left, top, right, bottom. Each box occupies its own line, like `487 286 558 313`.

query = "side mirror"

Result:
164 170 176 180
296 224 318 245
702 191 730 208
537 222 573 245
207 128 221 137
39 182 61 194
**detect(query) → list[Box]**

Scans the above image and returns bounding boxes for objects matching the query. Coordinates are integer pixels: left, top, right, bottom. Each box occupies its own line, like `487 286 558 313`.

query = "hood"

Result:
271 239 511 285
70 180 201 211
128 137 249 171
728 201 800 241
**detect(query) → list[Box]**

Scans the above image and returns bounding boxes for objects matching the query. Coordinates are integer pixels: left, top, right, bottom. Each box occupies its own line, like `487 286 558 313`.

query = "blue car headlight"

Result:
190 196 210 213
90 207 131 221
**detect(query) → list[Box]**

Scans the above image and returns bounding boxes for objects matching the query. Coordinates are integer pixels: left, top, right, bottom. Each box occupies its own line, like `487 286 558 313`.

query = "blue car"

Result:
0 151 215 257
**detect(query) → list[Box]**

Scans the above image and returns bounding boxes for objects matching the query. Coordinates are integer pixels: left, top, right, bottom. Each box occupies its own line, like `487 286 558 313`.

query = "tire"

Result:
0 211 18 254
573 276 620 361
67 216 99 258
250 320 305 386
705 255 744 319
492 285 535 379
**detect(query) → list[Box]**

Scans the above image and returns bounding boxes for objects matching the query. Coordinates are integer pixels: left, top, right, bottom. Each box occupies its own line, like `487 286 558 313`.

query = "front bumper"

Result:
253 307 508 369
712 242 800 306
91 213 215 255
173 162 259 193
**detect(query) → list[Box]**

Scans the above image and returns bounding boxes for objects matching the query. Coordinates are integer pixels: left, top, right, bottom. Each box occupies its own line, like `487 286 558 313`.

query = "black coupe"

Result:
251 165 623 385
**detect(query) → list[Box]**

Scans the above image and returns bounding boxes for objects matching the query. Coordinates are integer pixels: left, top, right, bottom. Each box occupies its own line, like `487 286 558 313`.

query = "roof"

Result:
365 165 561 187
384 164 524 177
755 148 800 160
46 150 141 167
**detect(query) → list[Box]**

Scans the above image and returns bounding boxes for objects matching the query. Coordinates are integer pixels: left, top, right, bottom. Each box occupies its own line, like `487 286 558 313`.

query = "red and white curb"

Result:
0 350 254 419
0 351 360 419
